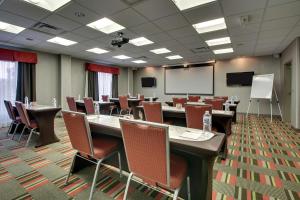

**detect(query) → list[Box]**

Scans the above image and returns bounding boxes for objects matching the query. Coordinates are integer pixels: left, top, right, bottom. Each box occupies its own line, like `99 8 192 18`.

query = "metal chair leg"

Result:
123 172 133 200
11 123 20 140
6 122 13 136
173 187 180 200
18 126 27 142
117 152 122 178
187 176 191 200
65 154 77 185
89 159 103 200
25 128 35 147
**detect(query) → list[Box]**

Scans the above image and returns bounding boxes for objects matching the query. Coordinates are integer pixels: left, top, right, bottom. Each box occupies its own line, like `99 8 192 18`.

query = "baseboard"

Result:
291 125 300 132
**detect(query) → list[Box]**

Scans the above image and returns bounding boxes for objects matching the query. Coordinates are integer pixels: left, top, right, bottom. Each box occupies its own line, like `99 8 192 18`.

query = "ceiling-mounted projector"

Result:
111 32 129 48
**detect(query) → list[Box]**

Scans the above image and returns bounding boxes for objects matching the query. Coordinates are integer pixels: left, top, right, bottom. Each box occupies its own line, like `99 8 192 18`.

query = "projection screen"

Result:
164 65 214 95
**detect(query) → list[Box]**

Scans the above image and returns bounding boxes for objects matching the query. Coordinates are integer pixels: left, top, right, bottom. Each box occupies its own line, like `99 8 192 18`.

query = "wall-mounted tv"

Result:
227 72 254 86
141 77 156 87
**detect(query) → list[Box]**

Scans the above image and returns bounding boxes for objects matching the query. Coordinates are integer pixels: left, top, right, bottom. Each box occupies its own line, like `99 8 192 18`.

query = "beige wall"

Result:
133 55 281 114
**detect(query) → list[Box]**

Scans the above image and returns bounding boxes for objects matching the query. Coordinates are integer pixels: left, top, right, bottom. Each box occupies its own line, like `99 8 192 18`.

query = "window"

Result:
0 61 18 127
98 72 112 99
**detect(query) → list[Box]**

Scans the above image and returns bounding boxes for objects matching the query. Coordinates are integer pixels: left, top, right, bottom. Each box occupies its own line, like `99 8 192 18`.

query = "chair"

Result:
62 111 122 200
4 100 22 138
66 97 78 112
119 119 190 200
188 96 200 102
101 95 109 102
119 96 131 115
214 96 228 102
15 102 39 146
101 95 117 115
138 95 145 106
173 98 187 107
185 104 212 129
83 97 95 115
143 102 163 123
205 99 224 110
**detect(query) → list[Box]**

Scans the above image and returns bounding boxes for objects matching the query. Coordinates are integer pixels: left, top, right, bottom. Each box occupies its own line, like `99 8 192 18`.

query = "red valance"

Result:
85 63 120 75
0 48 37 64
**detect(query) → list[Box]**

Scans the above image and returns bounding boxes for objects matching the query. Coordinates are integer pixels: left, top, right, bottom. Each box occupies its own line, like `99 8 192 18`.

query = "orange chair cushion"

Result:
92 137 120 159
29 120 38 129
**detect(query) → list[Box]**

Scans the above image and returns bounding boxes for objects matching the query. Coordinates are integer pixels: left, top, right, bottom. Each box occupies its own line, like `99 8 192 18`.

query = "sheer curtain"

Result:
98 72 112 100
0 61 18 127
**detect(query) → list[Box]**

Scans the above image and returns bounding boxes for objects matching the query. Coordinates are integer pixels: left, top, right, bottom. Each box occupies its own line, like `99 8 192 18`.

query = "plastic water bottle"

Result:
24 96 29 107
78 94 81 100
53 98 57 107
203 111 212 133
225 101 230 111
95 103 100 115
230 96 235 104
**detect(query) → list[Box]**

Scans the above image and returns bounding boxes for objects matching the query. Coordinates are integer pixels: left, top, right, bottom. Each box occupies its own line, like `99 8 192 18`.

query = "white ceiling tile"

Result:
57 2 101 25
0 32 16 42
58 32 88 42
18 29 53 41
75 0 128 16
0 0 50 20
147 32 173 42
111 8 148 28
42 14 82 31
259 29 290 39
133 0 178 21
177 35 204 45
0 10 37 28
220 0 268 16
261 16 300 32
228 24 260 36
167 26 198 39
153 14 189 31
231 33 258 43
264 1 300 20
268 0 298 7
225 9 264 28
129 22 161 35
73 26 106 39
9 35 41 46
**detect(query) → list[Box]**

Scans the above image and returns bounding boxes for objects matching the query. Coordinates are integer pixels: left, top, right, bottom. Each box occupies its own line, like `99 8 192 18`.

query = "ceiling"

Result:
0 0 300 67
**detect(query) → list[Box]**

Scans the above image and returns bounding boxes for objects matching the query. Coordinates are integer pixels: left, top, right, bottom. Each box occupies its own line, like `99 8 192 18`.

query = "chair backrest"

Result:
188 96 200 102
15 102 31 127
119 119 170 187
66 97 77 112
139 95 145 101
101 95 109 102
185 104 212 129
62 111 94 156
119 95 129 110
143 102 163 123
173 97 187 107
83 97 95 114
215 96 228 101
205 98 224 110
4 100 16 121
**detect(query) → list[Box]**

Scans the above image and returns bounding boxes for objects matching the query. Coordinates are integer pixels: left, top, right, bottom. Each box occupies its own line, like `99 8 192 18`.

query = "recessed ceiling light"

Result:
132 60 146 63
87 17 125 34
86 48 109 54
47 37 77 46
206 37 231 46
166 55 183 60
22 0 71 11
193 18 227 34
0 21 25 34
129 37 154 46
150 48 171 54
213 48 234 54
172 0 216 11
114 55 131 59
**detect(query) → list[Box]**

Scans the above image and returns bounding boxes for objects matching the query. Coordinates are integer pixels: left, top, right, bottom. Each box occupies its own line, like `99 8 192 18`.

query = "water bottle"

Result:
24 96 29 107
95 103 100 115
53 97 57 107
78 94 81 100
225 101 230 111
230 96 234 105
203 111 212 133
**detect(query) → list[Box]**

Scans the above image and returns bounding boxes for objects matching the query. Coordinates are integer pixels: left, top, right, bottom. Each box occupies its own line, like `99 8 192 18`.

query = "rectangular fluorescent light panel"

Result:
86 48 109 54
114 55 131 59
87 17 125 34
150 48 171 54
193 18 227 34
206 37 231 46
132 60 146 64
129 37 154 46
213 48 234 54
166 55 183 60
22 0 71 11
0 21 25 34
172 0 216 11
47 37 77 46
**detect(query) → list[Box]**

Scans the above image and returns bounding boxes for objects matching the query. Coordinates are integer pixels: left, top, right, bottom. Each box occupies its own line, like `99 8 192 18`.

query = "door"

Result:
283 62 292 122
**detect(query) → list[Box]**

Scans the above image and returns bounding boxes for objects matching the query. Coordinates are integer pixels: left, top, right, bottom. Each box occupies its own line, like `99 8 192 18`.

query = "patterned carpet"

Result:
0 114 299 200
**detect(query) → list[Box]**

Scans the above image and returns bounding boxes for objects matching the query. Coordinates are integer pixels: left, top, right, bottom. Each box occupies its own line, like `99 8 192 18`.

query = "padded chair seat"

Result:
93 137 120 159
29 120 38 129
159 154 188 190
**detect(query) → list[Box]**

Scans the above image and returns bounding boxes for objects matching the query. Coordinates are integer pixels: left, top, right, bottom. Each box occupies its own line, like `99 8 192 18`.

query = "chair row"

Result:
173 96 228 110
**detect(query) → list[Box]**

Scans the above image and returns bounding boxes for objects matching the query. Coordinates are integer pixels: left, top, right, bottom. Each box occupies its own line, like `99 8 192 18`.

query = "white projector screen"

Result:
250 74 274 99
165 66 214 95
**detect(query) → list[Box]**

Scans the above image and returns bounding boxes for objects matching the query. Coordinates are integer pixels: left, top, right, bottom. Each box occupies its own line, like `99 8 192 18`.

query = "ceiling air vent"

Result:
30 22 66 35
190 46 210 53
134 56 148 60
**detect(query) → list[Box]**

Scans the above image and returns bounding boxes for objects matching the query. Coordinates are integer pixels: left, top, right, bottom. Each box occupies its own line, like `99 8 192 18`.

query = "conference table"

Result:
71 114 225 200
13 104 61 147
129 96 159 101
75 100 115 114
110 98 142 118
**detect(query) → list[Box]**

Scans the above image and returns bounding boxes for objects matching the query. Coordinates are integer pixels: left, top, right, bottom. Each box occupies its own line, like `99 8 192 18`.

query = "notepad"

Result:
179 130 215 141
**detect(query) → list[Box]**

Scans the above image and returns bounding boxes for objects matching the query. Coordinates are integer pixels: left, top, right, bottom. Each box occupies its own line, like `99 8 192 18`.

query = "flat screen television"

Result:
141 77 156 87
226 72 254 86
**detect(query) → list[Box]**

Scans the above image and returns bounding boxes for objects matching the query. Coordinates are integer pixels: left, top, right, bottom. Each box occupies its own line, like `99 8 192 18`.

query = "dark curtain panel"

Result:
88 71 99 101
16 62 36 102
112 74 118 98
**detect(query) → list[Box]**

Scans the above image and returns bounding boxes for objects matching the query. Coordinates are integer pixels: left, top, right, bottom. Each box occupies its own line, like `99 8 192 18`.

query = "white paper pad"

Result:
177 130 215 141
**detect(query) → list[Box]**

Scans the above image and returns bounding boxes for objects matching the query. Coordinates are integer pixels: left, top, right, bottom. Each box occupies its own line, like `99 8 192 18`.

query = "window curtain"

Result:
88 71 99 101
112 74 118 98
0 61 18 127
98 72 112 99
16 62 36 102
